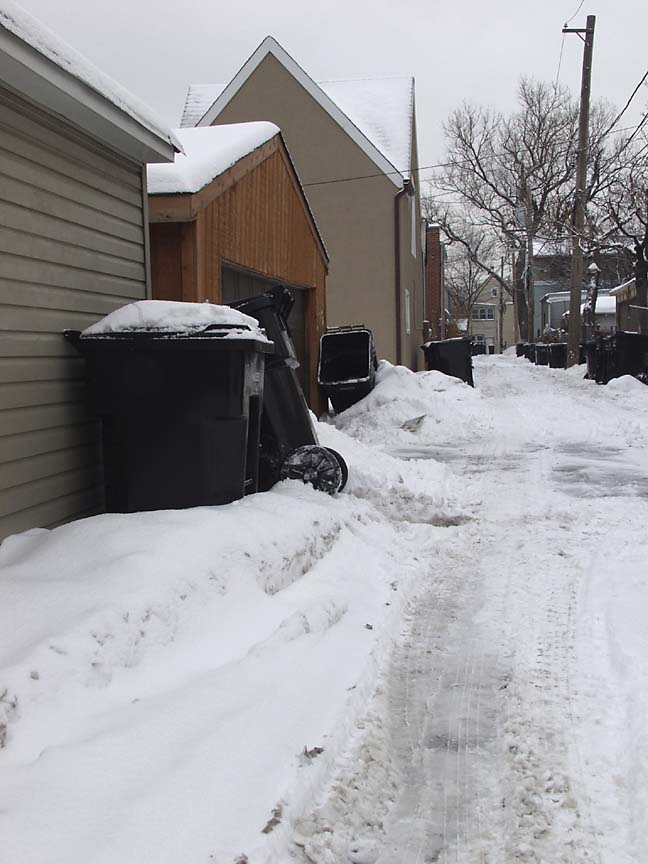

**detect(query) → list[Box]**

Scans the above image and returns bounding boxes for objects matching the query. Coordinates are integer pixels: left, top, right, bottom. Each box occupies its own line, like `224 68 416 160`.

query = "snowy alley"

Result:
1 354 648 864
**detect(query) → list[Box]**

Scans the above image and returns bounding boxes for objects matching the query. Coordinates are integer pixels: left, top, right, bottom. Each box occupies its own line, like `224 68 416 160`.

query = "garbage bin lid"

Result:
81 300 272 346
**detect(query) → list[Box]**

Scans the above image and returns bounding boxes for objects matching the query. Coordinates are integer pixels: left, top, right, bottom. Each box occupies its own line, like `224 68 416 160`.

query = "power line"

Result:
602 68 648 137
555 33 566 87
300 117 647 191
564 0 585 26
301 157 474 188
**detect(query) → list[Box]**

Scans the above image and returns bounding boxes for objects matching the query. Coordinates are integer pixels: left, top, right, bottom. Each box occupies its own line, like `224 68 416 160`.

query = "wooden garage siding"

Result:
0 88 149 541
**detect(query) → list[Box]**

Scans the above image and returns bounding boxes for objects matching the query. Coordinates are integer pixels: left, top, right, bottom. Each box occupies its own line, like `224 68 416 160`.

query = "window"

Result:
411 197 417 258
491 286 498 297
405 288 411 335
473 305 494 320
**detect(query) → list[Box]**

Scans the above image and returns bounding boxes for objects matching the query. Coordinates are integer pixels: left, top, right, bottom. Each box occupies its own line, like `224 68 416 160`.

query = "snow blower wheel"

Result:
279 445 345 495
324 447 348 492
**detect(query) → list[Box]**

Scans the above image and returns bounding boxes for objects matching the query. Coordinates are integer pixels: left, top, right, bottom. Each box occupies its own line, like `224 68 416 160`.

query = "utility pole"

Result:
565 14 596 366
525 182 535 343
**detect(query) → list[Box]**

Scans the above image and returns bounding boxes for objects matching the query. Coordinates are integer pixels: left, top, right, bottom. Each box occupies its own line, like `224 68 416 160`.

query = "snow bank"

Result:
331 360 489 450
82 299 268 341
147 124 280 195
0 391 461 863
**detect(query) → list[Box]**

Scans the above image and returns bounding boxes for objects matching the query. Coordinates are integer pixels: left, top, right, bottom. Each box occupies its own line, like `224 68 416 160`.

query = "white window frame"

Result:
405 287 411 335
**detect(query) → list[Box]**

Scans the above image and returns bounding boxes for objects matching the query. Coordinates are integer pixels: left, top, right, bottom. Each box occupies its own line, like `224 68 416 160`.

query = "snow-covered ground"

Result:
1 355 647 863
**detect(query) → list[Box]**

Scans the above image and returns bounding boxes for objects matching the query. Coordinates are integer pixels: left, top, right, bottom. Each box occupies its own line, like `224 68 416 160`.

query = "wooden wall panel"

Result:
151 145 327 410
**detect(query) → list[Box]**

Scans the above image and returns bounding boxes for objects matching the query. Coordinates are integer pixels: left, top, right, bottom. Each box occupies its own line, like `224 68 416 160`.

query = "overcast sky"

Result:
18 0 648 178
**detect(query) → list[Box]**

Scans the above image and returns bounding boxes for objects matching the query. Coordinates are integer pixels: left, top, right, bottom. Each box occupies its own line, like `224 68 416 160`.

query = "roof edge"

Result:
0 12 177 163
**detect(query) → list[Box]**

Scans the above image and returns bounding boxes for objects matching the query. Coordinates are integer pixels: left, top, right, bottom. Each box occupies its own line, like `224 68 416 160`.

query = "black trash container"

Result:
470 342 486 356
230 286 348 494
67 313 273 513
609 331 648 381
516 342 525 357
526 343 537 364
584 339 600 380
548 343 567 368
535 343 549 366
422 337 474 387
317 326 377 414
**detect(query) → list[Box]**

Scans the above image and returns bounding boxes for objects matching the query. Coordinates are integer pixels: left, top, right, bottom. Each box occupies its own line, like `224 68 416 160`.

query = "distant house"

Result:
609 278 647 333
0 2 176 541
147 123 328 410
468 276 516 353
180 36 425 370
532 239 633 340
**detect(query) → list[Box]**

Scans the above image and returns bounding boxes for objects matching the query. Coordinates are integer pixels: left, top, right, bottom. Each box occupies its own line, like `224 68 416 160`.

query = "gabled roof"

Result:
147 123 328 265
181 36 415 188
0 0 178 162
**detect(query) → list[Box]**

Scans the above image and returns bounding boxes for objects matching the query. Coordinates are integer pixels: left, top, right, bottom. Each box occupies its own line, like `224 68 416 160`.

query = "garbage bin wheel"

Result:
279 445 344 495
324 447 348 492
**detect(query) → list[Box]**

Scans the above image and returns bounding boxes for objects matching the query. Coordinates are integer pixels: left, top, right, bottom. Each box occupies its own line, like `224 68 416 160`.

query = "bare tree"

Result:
598 130 648 332
425 78 618 341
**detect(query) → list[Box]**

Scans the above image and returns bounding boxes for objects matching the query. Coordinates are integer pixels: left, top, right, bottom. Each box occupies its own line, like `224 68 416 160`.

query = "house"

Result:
0 1 176 542
180 36 425 370
147 123 328 410
532 239 633 340
468 276 516 353
610 278 647 333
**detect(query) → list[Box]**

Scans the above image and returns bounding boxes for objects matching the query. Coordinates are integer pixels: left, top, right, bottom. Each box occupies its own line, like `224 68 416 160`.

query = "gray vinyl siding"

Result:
0 87 148 541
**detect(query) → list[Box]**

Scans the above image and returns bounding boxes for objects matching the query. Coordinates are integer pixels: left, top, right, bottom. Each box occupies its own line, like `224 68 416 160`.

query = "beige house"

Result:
469 277 516 353
180 37 425 370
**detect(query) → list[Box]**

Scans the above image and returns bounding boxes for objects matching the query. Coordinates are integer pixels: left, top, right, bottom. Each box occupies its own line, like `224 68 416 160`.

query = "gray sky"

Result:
18 0 648 179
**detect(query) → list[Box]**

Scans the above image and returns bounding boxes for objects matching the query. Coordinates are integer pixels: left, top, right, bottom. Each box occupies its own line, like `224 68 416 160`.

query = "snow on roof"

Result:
318 77 413 178
180 39 415 181
0 0 179 151
581 295 616 315
609 278 635 297
82 300 269 342
147 123 279 195
181 83 222 128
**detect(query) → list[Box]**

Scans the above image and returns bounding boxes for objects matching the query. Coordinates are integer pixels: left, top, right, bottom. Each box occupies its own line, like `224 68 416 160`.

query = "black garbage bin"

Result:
516 342 525 357
584 339 600 380
317 326 377 414
230 286 348 495
67 308 273 513
548 343 567 368
535 343 549 366
470 342 486 356
421 337 474 386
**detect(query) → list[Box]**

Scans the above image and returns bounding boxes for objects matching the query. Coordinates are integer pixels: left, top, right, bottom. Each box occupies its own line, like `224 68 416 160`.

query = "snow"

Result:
0 0 179 151
81 299 269 342
181 76 414 177
318 78 414 176
2 353 648 863
147 124 279 195
582 294 616 315
181 83 222 127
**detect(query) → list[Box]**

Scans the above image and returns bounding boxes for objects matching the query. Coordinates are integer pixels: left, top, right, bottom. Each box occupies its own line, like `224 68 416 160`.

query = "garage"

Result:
147 123 328 411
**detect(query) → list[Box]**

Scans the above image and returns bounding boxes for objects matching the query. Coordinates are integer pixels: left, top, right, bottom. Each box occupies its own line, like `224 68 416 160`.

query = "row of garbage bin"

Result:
584 331 648 384
516 341 568 368
516 332 648 382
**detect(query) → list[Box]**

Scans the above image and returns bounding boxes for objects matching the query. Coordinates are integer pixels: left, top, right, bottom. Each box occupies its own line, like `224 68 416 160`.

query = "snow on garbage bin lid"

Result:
82 300 270 342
